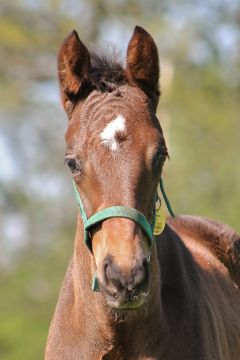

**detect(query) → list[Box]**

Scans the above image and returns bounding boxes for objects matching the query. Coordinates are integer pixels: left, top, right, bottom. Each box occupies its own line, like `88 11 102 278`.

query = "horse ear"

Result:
126 26 160 111
58 30 91 113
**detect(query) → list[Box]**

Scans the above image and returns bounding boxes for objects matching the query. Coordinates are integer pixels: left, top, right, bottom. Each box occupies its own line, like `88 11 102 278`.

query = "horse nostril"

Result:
133 259 149 291
103 256 123 291
103 259 111 286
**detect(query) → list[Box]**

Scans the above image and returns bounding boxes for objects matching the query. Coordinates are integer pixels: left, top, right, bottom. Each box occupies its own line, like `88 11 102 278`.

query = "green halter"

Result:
72 178 175 290
73 181 154 252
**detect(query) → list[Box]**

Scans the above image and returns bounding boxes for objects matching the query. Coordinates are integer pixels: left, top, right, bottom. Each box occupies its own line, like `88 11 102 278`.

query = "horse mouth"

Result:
112 297 146 310
103 287 150 310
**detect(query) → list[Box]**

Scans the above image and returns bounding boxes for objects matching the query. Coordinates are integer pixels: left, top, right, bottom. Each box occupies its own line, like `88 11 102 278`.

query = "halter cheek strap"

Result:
72 178 175 291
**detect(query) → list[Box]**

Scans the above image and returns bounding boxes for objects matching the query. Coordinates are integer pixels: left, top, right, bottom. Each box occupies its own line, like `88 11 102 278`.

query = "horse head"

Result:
58 26 168 310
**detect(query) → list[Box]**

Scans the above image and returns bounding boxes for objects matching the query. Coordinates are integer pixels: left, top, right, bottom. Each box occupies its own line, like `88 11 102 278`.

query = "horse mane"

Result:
89 49 127 92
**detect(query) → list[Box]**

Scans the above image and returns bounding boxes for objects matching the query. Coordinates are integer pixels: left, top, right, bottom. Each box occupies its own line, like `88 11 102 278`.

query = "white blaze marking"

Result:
100 115 126 151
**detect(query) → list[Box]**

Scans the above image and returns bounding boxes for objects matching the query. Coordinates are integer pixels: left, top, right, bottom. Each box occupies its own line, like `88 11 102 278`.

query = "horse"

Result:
45 26 240 360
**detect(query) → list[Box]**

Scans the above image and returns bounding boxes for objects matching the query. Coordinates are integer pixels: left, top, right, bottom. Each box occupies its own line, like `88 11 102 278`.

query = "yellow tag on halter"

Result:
153 206 166 235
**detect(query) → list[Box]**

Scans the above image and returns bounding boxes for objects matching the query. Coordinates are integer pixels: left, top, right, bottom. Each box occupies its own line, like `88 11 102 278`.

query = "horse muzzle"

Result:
100 254 150 309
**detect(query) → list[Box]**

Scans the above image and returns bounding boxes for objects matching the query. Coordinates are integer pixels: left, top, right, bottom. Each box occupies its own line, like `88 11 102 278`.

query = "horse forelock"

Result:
89 50 127 93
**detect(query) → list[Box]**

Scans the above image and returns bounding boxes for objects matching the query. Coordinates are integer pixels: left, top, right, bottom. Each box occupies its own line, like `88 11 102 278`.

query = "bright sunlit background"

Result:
0 1 239 359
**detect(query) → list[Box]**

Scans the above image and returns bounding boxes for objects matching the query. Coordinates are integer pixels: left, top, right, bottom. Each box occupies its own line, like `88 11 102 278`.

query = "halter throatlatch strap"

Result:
159 178 175 217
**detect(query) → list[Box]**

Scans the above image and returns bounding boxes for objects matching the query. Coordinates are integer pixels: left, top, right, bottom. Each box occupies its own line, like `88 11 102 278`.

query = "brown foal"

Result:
45 26 240 360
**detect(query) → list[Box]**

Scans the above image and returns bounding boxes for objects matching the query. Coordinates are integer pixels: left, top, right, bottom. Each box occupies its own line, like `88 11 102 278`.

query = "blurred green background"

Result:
0 0 239 358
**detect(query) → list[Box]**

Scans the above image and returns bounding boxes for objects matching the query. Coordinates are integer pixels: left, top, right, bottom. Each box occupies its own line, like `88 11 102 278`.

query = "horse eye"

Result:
154 152 166 169
65 158 82 175
67 158 77 171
